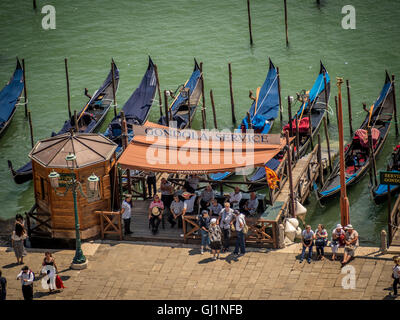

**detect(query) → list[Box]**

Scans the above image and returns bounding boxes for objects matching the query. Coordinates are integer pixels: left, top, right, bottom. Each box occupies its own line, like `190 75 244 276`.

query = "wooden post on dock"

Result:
337 77 350 227
228 63 236 124
277 67 283 129
317 133 324 186
392 75 399 137
323 70 329 124
163 90 169 127
210 90 218 129
64 58 72 119
21 59 28 117
346 79 354 137
154 64 163 117
285 131 295 218
74 110 79 132
247 0 254 46
295 114 300 160
111 59 117 117
367 126 378 187
288 96 293 137
323 116 332 172
284 0 289 47
188 88 192 129
121 111 132 194
28 111 34 148
308 106 314 151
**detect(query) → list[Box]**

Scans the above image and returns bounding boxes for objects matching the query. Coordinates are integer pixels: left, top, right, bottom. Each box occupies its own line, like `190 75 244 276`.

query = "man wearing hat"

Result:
342 224 359 266
121 194 133 235
148 195 164 235
331 224 345 261
16 265 34 300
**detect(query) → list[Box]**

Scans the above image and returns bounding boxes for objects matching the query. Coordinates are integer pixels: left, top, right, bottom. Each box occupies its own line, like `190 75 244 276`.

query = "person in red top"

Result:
148 194 164 235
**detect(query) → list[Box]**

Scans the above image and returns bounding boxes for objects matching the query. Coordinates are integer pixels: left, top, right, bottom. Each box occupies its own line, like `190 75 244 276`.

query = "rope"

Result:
252 74 278 121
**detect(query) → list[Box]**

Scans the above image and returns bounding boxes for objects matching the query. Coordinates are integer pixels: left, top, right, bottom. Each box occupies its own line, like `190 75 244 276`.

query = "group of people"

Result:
300 223 359 266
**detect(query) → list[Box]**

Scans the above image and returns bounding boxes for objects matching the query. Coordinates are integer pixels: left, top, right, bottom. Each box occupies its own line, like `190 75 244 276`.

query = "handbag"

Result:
242 223 248 234
230 224 235 232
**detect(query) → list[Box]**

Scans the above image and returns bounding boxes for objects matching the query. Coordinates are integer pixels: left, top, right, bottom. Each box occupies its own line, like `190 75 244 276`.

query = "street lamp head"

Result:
66 153 77 170
87 173 100 192
48 170 60 189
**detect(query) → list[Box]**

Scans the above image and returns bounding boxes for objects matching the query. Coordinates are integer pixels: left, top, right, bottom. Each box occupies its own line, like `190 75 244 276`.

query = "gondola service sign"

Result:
379 171 400 185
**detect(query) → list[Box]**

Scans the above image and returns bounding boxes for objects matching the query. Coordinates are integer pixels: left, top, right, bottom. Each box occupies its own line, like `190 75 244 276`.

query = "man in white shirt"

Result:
121 194 133 235
244 192 259 216
217 202 235 252
16 266 34 300
182 192 196 215
228 187 242 209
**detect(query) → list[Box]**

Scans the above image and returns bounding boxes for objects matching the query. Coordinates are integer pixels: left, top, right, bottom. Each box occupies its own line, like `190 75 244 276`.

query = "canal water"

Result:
0 0 399 245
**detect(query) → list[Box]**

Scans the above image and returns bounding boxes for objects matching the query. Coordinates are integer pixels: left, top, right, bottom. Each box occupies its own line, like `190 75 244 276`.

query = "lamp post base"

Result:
70 260 88 270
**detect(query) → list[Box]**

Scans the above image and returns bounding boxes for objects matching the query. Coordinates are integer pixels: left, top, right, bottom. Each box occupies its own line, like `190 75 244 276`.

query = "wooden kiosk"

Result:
27 132 118 240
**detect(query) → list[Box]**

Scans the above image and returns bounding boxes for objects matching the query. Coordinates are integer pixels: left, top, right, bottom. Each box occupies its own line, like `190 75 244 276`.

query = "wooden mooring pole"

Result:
277 67 283 129
288 96 293 137
228 63 236 124
308 106 314 151
121 111 132 194
154 64 163 117
111 59 117 117
74 110 79 132
284 0 289 47
28 111 34 148
335 96 339 128
33 0 37 10
346 79 353 137
246 112 252 130
367 126 378 187
247 0 254 46
392 74 399 137
295 114 300 160
323 115 332 172
188 88 192 129
210 90 218 129
285 131 295 218
21 59 28 117
64 58 72 119
163 90 169 127
317 133 324 186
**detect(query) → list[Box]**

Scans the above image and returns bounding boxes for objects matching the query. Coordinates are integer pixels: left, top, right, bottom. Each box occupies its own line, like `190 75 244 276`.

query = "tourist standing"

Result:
182 191 197 232
199 184 215 210
243 192 259 216
121 194 133 235
208 218 222 260
0 270 6 300
146 171 157 198
300 225 315 264
233 210 246 256
11 223 27 265
198 210 211 254
16 266 34 301
217 202 235 252
391 256 400 297
342 224 359 266
315 224 328 260
331 224 345 261
168 194 184 228
148 195 164 235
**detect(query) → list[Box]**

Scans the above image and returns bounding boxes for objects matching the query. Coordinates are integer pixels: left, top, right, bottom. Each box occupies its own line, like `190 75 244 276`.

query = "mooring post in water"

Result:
163 90 169 127
210 90 218 129
392 74 399 137
228 63 236 124
287 96 293 137
295 114 300 160
308 106 314 151
154 64 163 117
335 96 339 128
323 70 329 124
111 59 117 117
28 111 34 148
277 67 283 129
33 0 37 10
74 110 79 132
284 0 289 47
64 58 72 119
246 112 252 130
317 133 324 186
323 115 332 172
188 88 192 129
247 0 254 45
21 59 28 117
346 79 353 137
285 131 295 218
367 126 378 187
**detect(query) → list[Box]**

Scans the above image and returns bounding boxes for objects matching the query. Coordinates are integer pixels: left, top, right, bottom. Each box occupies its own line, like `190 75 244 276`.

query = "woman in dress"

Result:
208 218 222 260
41 252 59 292
11 223 27 264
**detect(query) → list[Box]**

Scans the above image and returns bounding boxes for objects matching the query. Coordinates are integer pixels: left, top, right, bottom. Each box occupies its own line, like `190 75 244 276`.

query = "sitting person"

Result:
208 199 223 218
199 184 215 210
331 224 346 261
342 224 359 266
300 225 315 264
243 192 258 216
168 194 184 228
315 224 328 260
148 195 164 235
227 187 242 210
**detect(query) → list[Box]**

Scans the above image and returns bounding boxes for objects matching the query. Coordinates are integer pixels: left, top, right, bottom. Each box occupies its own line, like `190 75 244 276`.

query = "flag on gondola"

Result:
265 166 279 189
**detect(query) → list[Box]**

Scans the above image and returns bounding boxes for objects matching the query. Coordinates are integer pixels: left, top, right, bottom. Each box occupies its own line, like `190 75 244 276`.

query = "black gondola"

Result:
8 61 119 184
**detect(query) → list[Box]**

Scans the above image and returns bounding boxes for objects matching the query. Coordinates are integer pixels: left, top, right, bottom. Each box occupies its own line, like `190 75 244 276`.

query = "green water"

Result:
1 0 400 245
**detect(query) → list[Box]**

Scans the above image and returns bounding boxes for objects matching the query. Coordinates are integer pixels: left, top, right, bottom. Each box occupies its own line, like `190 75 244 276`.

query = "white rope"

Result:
251 74 278 121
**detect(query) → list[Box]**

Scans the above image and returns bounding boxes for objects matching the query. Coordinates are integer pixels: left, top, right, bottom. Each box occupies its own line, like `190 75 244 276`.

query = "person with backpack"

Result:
0 270 6 300
16 266 34 300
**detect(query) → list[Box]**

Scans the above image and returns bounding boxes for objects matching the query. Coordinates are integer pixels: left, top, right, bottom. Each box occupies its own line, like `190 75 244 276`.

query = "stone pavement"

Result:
0 242 398 300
